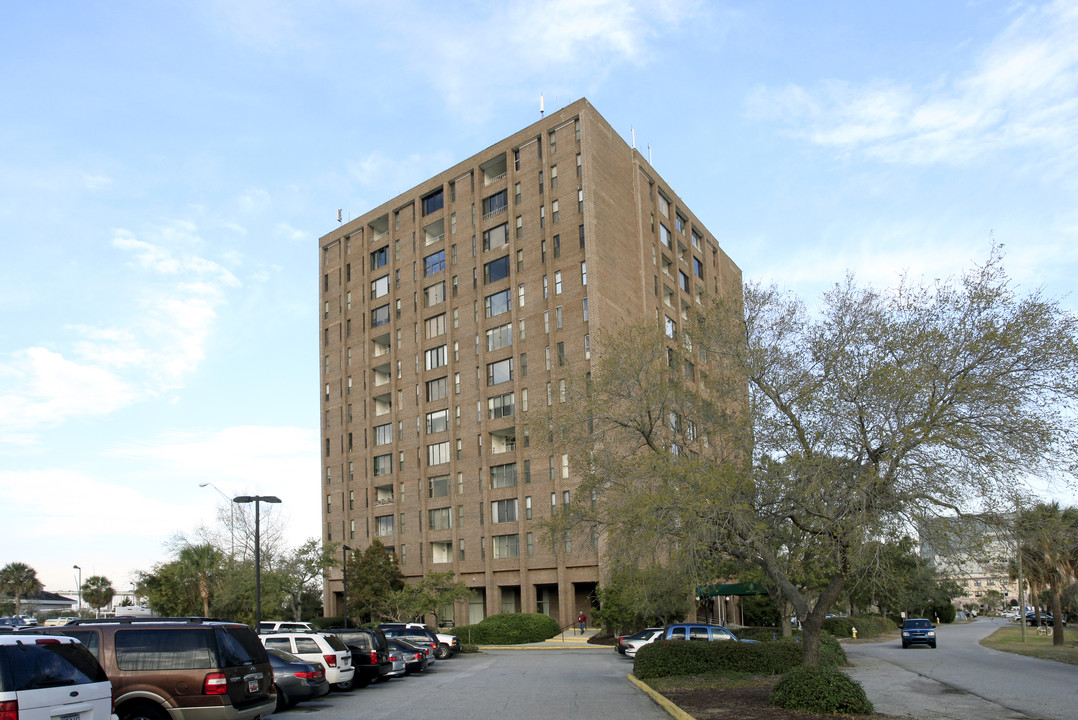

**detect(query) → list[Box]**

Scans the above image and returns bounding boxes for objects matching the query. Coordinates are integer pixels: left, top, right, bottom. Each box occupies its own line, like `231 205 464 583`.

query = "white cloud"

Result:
746 0 1078 167
0 226 242 439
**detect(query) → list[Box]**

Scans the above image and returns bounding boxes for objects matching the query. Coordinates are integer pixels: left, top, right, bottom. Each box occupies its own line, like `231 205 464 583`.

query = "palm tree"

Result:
178 544 224 617
81 576 116 618
0 562 43 616
1017 502 1078 646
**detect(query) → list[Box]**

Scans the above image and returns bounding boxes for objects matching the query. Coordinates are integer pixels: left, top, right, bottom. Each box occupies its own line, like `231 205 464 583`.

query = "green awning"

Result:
696 582 765 597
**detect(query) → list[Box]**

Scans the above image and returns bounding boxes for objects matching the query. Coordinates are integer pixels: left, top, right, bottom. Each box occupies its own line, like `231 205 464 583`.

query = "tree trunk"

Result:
800 615 823 666
1050 586 1065 646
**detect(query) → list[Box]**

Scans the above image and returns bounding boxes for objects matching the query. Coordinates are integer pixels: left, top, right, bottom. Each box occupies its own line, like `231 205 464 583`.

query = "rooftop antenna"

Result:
648 144 652 164
631 126 636 149
540 93 545 117
336 209 343 224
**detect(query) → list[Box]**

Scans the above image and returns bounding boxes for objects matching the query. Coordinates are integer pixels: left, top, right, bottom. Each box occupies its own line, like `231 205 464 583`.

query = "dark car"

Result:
662 623 757 643
266 647 330 711
322 628 392 688
32 617 276 720
377 625 440 659
901 618 937 648
386 638 429 675
1025 612 1066 627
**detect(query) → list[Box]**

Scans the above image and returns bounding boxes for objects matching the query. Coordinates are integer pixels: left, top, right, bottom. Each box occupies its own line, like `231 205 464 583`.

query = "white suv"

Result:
0 634 116 720
259 632 355 691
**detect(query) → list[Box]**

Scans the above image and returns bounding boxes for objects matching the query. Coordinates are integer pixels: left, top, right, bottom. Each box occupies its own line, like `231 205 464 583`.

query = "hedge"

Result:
820 615 896 638
769 665 874 715
451 612 561 644
633 636 846 680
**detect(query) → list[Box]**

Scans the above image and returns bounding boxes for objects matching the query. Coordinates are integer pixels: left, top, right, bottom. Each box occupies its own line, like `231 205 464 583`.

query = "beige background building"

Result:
318 98 741 628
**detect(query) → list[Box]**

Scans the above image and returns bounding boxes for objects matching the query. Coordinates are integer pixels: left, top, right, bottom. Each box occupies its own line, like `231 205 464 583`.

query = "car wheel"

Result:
353 675 372 688
333 678 354 692
435 643 451 660
121 703 169 720
901 642 909 649
274 684 290 712
930 643 937 649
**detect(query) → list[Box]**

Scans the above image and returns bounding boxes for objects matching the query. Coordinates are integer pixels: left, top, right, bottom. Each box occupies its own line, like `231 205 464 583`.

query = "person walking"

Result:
577 611 587 635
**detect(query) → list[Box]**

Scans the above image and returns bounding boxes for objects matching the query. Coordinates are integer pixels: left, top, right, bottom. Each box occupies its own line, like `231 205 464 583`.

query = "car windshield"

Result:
905 620 931 629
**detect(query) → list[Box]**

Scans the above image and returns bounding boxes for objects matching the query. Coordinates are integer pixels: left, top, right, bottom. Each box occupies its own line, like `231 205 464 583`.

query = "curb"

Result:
627 674 695 720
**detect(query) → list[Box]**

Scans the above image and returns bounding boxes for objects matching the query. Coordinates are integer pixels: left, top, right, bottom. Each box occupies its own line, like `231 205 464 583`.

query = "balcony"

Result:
369 214 389 242
375 485 394 505
490 428 516 455
373 362 391 387
373 392 392 416
481 153 508 186
424 218 445 245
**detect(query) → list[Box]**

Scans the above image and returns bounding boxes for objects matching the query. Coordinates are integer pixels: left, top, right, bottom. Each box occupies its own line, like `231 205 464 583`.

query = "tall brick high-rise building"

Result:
319 98 741 627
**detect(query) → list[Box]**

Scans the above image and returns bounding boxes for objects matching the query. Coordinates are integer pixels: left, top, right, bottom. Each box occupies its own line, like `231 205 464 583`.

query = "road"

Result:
844 617 1078 720
275 647 668 720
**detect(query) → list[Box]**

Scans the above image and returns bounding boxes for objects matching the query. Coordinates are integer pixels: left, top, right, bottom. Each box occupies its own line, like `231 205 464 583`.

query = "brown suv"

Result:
35 618 275 720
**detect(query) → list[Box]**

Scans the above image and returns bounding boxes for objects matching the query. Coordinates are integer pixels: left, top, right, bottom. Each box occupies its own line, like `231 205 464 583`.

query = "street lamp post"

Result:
232 495 281 628
200 482 235 559
72 565 82 617
341 545 351 628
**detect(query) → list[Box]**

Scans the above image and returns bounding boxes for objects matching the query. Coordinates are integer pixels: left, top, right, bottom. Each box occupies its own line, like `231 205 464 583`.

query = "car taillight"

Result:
203 672 228 695
295 671 319 680
323 654 338 668
369 650 378 665
1 700 18 720
413 653 422 661
34 639 61 645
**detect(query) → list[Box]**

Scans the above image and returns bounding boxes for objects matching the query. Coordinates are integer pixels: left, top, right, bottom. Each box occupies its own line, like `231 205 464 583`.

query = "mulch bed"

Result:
657 681 891 720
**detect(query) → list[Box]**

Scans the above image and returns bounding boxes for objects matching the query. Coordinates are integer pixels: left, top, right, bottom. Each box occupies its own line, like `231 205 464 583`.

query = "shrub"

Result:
633 637 846 680
769 665 874 715
451 613 560 644
933 603 957 624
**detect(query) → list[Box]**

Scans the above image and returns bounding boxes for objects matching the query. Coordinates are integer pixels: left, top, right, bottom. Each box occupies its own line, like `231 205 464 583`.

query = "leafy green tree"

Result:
81 576 115 617
0 562 42 616
178 544 225 617
277 539 335 621
344 540 404 623
590 563 692 635
545 248 1078 666
381 571 471 623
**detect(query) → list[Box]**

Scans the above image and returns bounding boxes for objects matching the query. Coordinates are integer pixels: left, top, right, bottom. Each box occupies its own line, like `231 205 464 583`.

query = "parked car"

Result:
265 647 330 711
662 623 758 643
33 617 276 720
320 628 392 688
0 618 31 629
383 646 407 679
257 621 315 634
16 616 38 627
616 628 662 655
386 638 429 674
0 633 116 720
901 618 937 648
1025 612 1066 627
378 623 459 658
42 618 79 627
377 625 444 659
622 629 664 658
259 632 354 691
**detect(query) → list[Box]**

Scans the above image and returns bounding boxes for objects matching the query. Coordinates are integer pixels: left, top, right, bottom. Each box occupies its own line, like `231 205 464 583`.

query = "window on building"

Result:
428 475 450 499
374 423 393 446
485 288 511 318
493 534 520 559
486 357 514 385
425 313 446 339
484 255 511 284
658 192 670 218
482 190 508 218
371 304 390 327
486 322 513 351
425 281 446 307
492 499 518 523
660 223 671 248
426 376 448 402
424 250 446 276
426 409 449 434
427 441 450 465
370 246 388 270
554 271 562 295
428 507 452 530
488 391 514 419
422 189 444 216
425 345 447 370
490 462 517 488
376 515 394 536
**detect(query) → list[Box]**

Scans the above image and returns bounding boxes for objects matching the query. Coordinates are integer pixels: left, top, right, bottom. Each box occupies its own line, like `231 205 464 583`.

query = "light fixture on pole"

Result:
341 545 352 629
72 565 82 616
199 482 235 559
232 495 281 628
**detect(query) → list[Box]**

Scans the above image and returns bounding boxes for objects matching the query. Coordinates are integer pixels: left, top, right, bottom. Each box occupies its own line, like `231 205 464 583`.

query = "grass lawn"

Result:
980 625 1078 665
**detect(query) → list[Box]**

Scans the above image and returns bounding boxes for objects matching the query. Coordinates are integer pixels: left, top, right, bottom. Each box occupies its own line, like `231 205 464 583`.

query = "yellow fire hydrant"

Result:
852 627 858 639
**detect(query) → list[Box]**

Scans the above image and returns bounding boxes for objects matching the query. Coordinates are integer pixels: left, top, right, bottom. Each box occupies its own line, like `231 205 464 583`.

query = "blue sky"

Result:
3 0 1077 594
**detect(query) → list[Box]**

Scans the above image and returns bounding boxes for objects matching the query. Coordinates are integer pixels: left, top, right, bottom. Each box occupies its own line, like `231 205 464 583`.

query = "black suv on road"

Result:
321 628 392 688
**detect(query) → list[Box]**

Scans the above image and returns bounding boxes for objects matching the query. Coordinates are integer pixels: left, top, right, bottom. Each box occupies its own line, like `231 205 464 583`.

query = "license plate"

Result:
59 714 79 720
248 678 260 693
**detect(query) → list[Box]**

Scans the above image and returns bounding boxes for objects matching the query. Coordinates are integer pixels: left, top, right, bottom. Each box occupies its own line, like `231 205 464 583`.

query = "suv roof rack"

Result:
66 617 232 626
